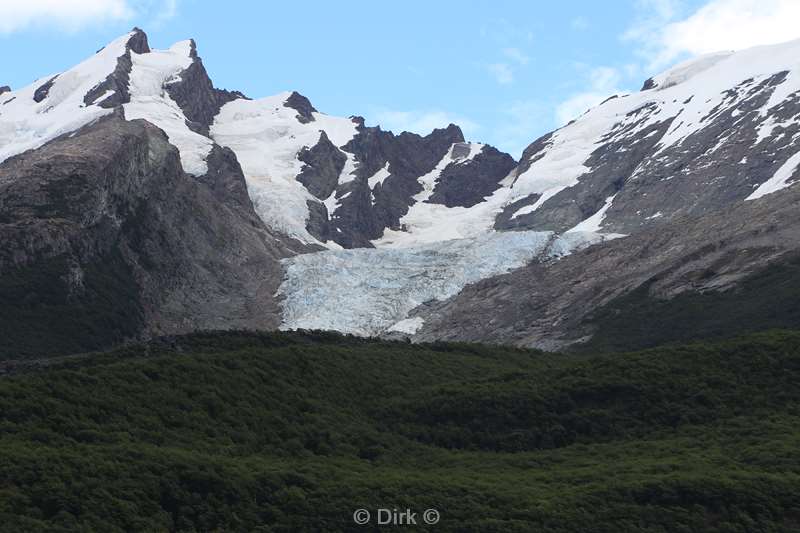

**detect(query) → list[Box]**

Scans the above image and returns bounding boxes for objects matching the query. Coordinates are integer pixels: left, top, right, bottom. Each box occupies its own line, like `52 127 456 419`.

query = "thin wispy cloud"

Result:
147 0 179 28
370 108 479 138
486 48 530 85
502 47 530 65
570 17 589 31
478 18 535 45
488 63 514 84
555 66 624 126
492 99 549 159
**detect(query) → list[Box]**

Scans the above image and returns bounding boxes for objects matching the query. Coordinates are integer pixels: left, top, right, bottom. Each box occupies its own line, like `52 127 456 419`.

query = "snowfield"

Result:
211 92 359 245
0 32 134 165
279 230 609 336
123 40 213 176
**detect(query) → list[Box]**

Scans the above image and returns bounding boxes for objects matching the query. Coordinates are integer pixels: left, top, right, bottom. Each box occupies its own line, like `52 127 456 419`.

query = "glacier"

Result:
278 230 607 336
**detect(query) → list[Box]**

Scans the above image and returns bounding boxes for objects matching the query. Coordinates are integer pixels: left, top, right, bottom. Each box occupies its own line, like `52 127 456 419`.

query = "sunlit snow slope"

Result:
498 39 800 235
0 33 134 164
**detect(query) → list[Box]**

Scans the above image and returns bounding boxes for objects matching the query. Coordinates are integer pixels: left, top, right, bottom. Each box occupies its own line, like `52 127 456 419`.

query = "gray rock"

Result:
0 113 310 355
305 200 331 242
427 145 516 208
296 131 346 200
284 91 317 123
83 28 147 108
164 39 246 135
413 185 800 349
33 76 57 103
504 71 800 235
329 123 466 247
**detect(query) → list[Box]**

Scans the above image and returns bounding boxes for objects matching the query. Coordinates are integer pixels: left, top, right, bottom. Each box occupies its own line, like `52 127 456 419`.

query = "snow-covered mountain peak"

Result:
501 37 800 237
7 29 798 256
0 30 140 164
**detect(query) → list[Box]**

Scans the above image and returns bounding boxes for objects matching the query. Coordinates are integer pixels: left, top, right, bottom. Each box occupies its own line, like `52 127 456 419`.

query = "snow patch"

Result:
567 194 616 233
123 40 212 176
388 317 425 334
0 32 134 165
746 151 800 200
506 38 800 223
211 92 358 244
367 163 391 189
372 142 494 247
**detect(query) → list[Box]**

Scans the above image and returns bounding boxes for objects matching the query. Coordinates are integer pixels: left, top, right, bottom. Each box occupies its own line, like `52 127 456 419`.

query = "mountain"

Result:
408 40 800 349
2 29 800 355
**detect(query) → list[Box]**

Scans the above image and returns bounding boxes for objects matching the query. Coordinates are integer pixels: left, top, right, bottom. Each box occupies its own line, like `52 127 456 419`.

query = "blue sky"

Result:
3 0 800 157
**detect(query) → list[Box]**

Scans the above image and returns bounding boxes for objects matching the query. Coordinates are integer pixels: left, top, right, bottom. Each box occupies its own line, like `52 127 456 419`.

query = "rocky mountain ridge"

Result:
2 28 800 354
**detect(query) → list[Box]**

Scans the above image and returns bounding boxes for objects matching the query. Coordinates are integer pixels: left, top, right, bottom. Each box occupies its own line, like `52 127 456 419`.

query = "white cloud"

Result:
148 0 178 28
0 0 132 33
502 47 529 65
492 99 549 159
626 0 800 70
570 17 589 31
488 63 514 84
555 67 623 126
370 109 479 138
0 0 180 34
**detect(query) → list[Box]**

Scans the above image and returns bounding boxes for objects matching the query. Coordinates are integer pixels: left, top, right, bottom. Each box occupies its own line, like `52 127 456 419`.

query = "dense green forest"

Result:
1 330 799 531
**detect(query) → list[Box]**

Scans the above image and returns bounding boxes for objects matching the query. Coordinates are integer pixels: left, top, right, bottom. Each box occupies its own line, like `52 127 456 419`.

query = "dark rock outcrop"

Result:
0 113 307 358
127 27 151 54
0 86 10 96
165 39 246 135
493 193 541 230
83 28 150 108
296 131 346 200
33 76 57 103
305 200 331 242
327 123 465 247
513 131 553 179
195 144 253 208
427 145 516 208
284 91 317 123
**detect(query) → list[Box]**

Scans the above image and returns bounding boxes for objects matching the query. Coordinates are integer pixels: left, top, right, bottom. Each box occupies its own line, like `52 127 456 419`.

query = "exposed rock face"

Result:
0 86 10 96
84 28 151 108
127 26 151 54
195 144 253 208
296 131 346 200
305 200 331 243
33 76 57 103
9 27 800 354
325 123 466 247
0 113 307 358
284 91 317 123
427 145 516 208
504 63 800 237
165 39 246 135
641 77 656 91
